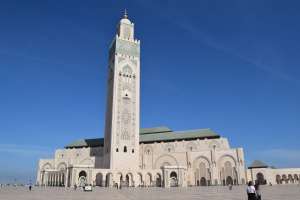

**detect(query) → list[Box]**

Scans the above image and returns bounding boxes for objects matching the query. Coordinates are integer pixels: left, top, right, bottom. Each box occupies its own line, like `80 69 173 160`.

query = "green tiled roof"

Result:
140 128 219 143
140 126 172 135
65 127 220 148
65 138 104 148
248 160 269 169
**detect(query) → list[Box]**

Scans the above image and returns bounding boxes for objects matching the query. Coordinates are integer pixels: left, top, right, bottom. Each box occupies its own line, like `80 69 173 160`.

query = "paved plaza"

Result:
0 185 300 200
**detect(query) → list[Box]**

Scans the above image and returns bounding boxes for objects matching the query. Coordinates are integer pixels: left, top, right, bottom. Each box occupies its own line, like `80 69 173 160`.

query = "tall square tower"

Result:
103 12 140 170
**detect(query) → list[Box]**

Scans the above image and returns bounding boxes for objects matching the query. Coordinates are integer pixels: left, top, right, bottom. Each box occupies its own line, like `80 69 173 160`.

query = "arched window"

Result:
132 149 134 153
256 173 266 185
124 146 127 152
79 171 87 178
116 148 119 152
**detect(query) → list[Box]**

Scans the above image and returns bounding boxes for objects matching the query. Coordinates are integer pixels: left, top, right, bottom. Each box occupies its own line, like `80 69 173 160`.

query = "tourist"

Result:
73 184 77 190
254 183 261 200
246 181 256 200
228 183 233 190
29 185 32 191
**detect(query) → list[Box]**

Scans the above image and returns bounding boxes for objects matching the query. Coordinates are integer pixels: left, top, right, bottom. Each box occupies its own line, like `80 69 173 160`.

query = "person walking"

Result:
246 181 256 200
255 183 262 200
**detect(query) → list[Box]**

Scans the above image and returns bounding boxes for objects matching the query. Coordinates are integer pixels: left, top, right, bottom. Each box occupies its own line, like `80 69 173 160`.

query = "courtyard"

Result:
0 185 299 200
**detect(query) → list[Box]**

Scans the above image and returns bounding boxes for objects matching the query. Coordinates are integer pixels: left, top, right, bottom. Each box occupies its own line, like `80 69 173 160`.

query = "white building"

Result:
37 12 250 188
247 160 300 185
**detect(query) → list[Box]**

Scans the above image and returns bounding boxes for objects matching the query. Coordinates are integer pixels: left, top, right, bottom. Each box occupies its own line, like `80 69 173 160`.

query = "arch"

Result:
288 174 294 183
218 155 237 185
96 173 103 186
137 173 143 187
200 177 207 186
78 170 87 187
79 171 87 177
118 60 137 72
117 172 123 186
42 163 53 171
170 171 178 187
154 154 179 169
57 162 67 171
276 175 282 184
193 156 211 186
124 146 127 152
155 173 162 187
105 173 113 187
121 65 133 84
192 155 211 169
145 173 152 186
256 172 266 185
161 162 171 167
294 174 299 181
282 174 288 184
226 176 233 185
217 154 237 167
125 173 134 187
122 65 133 74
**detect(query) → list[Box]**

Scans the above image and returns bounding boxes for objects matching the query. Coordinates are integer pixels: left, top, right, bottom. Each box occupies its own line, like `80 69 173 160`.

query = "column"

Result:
50 173 53 186
65 168 69 187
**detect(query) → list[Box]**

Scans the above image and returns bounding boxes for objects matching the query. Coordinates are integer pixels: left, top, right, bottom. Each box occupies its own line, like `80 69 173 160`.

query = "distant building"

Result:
247 160 300 185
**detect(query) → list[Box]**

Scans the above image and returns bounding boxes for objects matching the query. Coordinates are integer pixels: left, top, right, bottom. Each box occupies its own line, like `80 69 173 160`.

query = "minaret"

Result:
103 11 140 170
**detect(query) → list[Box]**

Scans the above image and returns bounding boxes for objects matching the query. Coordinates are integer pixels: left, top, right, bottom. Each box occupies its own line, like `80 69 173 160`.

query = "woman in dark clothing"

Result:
255 183 262 200
246 181 257 200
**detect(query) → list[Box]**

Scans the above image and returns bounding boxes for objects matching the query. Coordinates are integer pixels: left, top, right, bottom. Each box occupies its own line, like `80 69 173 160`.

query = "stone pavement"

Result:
0 185 300 200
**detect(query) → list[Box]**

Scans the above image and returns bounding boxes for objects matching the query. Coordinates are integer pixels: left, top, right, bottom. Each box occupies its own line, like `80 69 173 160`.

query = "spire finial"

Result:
124 8 128 19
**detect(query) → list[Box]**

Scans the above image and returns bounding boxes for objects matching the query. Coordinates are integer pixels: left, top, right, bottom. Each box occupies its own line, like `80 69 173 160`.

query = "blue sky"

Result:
0 0 300 183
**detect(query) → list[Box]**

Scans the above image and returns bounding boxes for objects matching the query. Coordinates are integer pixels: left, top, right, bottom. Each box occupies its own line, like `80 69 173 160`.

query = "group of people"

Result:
247 181 262 200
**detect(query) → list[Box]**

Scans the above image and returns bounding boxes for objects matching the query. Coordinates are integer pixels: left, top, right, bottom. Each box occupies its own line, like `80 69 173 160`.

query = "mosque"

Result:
36 12 300 188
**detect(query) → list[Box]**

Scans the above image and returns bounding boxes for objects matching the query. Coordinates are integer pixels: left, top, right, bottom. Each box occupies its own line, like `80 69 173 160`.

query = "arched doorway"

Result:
282 175 288 184
276 175 281 184
125 173 133 187
226 176 233 185
200 177 207 186
170 171 178 187
155 173 162 187
288 174 294 183
125 174 130 187
105 173 113 187
96 173 103 186
256 173 266 185
78 171 87 187
294 174 299 182
137 173 143 187
119 174 123 187
145 173 152 186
